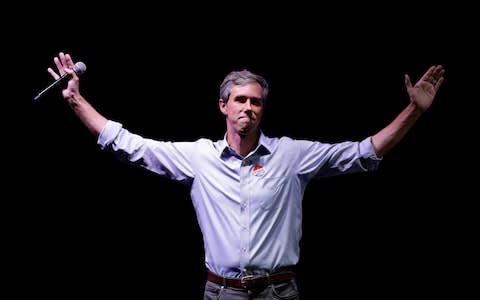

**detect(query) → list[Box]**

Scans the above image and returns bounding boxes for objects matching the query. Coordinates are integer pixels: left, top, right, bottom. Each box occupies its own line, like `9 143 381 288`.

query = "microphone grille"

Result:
74 61 87 75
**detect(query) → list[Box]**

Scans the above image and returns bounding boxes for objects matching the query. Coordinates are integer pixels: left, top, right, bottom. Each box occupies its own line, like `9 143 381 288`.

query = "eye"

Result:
233 96 263 106
249 97 263 106
234 96 248 103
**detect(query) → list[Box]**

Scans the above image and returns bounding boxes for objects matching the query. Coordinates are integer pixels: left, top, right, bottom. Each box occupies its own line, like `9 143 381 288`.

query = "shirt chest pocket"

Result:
255 176 286 210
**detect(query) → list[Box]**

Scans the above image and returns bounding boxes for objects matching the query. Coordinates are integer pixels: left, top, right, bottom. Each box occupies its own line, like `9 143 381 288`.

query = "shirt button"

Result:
242 248 247 252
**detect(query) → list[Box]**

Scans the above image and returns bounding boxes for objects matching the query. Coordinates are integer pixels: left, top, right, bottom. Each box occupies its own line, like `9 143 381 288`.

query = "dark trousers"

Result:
203 279 300 300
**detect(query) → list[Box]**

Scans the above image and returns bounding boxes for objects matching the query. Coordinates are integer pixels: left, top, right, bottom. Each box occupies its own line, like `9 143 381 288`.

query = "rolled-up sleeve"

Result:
96 120 195 182
97 120 123 149
359 137 381 160
295 136 382 180
357 136 382 171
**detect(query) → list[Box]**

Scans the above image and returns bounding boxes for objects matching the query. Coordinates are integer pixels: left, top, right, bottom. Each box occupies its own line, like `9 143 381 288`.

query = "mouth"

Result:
239 115 254 121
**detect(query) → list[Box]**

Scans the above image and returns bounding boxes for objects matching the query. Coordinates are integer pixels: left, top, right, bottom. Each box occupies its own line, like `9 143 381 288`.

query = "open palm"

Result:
405 65 445 112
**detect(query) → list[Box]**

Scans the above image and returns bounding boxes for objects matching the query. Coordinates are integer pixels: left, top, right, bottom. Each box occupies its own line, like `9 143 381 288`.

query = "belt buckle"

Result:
240 274 254 288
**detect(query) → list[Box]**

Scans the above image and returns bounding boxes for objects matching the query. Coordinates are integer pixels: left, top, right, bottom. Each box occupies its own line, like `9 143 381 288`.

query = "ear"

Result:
219 98 227 115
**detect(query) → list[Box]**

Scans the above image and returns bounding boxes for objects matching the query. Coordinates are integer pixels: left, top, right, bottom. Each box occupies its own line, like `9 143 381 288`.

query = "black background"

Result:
2 4 476 298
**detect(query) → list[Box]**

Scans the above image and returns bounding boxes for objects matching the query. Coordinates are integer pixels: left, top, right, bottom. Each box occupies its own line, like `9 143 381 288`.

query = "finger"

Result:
404 74 412 88
64 53 75 69
64 67 75 76
59 52 68 69
53 57 65 75
419 65 436 82
47 67 60 80
64 67 79 81
434 77 445 90
430 65 445 87
433 65 445 79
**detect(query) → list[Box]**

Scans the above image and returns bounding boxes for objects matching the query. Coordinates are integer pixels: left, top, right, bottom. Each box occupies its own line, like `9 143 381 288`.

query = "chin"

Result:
238 127 255 136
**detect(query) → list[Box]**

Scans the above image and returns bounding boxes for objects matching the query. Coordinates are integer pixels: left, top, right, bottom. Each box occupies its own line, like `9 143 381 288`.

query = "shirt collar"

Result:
219 130 272 159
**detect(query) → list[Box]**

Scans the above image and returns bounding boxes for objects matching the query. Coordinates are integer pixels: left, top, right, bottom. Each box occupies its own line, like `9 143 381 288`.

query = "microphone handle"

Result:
34 73 69 101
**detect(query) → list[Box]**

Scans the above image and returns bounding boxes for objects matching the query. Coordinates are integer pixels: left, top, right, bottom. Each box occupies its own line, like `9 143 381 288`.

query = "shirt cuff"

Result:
97 120 123 149
359 137 382 160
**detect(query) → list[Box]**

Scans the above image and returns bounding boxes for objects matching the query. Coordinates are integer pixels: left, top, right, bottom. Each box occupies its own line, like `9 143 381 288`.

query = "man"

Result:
44 52 444 299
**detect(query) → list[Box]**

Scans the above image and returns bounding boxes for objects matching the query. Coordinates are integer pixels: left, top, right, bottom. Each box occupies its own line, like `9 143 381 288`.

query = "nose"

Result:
243 99 253 110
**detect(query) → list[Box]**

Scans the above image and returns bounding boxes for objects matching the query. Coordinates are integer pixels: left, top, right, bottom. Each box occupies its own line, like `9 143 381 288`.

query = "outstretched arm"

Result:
47 52 107 138
371 65 445 157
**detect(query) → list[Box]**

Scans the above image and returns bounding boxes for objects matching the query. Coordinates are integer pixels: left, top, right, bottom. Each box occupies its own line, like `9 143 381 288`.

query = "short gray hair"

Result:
219 69 269 103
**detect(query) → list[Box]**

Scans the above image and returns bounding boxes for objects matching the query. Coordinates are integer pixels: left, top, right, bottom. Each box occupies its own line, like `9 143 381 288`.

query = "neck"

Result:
226 128 260 157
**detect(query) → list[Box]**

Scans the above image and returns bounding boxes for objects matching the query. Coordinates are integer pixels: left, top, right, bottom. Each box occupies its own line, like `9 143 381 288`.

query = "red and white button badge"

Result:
252 164 265 176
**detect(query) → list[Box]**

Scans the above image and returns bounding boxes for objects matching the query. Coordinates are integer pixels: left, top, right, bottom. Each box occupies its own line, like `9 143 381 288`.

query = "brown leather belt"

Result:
207 270 295 289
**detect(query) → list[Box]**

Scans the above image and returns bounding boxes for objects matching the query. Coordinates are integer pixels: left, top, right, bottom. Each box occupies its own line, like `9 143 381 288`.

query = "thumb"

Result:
404 74 412 89
64 67 78 79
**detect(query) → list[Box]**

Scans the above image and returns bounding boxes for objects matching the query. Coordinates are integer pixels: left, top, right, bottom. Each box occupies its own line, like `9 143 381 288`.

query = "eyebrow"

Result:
234 95 263 103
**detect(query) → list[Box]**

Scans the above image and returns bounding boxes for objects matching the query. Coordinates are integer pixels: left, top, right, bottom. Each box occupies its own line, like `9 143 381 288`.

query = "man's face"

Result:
219 83 264 136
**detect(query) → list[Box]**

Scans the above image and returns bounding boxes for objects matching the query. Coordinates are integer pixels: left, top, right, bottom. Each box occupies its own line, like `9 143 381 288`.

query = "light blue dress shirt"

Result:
98 120 381 278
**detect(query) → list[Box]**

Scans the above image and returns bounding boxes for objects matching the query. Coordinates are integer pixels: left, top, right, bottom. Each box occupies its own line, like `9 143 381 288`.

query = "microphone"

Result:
34 61 87 101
